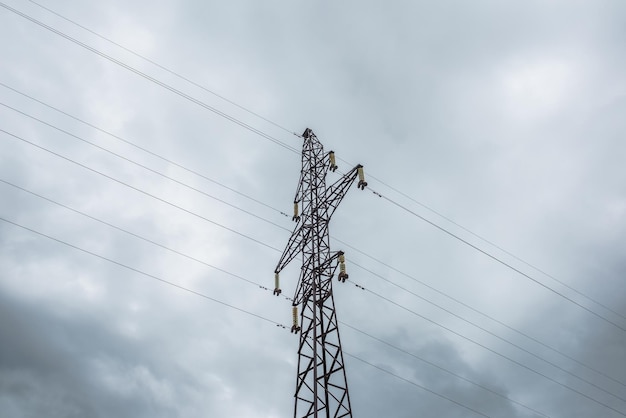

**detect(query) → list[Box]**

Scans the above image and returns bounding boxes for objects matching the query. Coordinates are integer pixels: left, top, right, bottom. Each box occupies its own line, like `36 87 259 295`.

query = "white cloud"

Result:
498 53 583 120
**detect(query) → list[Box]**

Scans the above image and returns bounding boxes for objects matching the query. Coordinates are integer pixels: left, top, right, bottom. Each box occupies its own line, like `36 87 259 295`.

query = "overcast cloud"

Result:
1 1 625 417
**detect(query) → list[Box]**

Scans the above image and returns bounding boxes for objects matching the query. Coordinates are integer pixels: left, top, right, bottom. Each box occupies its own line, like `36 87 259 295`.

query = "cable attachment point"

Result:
357 165 367 190
338 251 349 282
273 273 282 296
291 306 301 333
292 202 300 222
328 151 338 172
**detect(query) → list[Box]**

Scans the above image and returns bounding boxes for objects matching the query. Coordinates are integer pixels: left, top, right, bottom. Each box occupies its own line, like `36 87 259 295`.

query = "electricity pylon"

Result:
274 128 367 418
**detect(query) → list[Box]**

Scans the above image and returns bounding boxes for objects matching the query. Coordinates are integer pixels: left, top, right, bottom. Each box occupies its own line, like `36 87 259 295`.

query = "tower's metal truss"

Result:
274 128 366 418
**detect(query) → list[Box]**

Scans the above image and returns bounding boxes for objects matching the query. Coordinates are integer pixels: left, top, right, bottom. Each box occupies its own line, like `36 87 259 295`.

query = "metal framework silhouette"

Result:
274 128 366 418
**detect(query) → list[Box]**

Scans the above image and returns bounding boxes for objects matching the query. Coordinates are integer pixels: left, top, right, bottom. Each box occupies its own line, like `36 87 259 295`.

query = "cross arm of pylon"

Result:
323 164 366 220
274 224 304 274
289 251 348 306
318 250 344 275
273 225 311 294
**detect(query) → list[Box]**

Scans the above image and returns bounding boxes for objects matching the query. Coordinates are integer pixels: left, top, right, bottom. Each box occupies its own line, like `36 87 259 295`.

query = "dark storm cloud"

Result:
0 274 294 418
346 331 535 418
0 289 177 418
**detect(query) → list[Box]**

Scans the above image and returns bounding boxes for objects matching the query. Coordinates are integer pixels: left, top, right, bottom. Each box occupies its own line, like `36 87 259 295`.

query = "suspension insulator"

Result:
273 273 282 296
292 202 300 222
329 151 338 172
291 306 301 333
357 166 368 190
338 253 349 282
339 263 349 282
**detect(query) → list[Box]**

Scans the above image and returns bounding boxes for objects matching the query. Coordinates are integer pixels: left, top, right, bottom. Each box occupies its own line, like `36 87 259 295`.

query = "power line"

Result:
4 0 621 331
0 177 279 295
355 283 626 417
347 260 626 403
344 353 491 418
5 83 623 391
2 0 620 412
27 0 619 333
4 128 622 409
5 0 621 332
0 215 497 418
0 172 612 416
340 323 551 418
0 2 300 154
365 171 626 323
2 166 620 415
0 129 281 253
337 237 626 389
0 81 290 219
0 101 292 233
368 187 626 333
21 0 614 333
10 72 622 405
24 0 300 138
0 177 552 417
28 0 614 326
0 215 281 326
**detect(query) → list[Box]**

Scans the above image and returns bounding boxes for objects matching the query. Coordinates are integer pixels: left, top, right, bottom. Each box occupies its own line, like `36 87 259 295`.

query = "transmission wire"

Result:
0 2 300 154
367 186 626 333
340 323 550 418
3 1 623 412
4 0 621 330
336 237 626 389
0 215 496 418
0 101 292 233
2 128 623 410
0 82 290 218
25 0 300 138
3 81 622 389
0 129 281 253
0 177 554 417
366 170 626 323
24 0 624 327
343 353 491 418
347 260 626 403
0 216 280 325
352 282 626 416
0 178 273 292
4 0 621 329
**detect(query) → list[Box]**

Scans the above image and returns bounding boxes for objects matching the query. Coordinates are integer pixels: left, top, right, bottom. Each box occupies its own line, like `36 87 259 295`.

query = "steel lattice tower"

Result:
274 128 367 418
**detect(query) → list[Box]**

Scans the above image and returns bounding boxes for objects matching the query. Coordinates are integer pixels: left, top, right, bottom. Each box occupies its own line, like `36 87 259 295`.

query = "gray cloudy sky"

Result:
1 1 625 417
